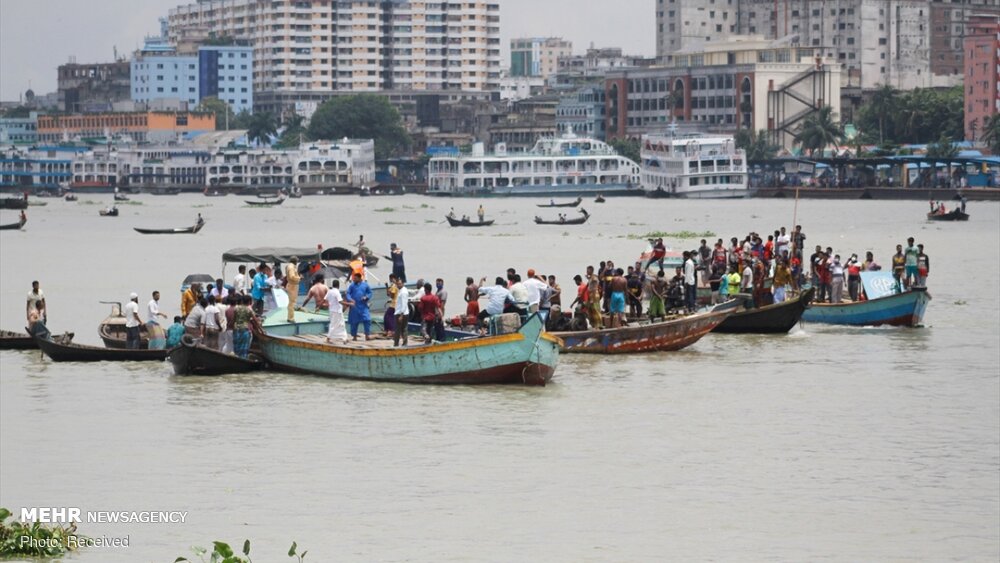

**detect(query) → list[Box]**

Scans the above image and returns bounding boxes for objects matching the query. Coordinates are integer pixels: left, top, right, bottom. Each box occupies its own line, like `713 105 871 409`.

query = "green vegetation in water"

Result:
383 221 413 225
424 219 437 223
374 207 396 212
420 203 431 208
192 204 214 209
0 507 81 557
489 233 522 237
401 204 415 209
175 539 307 563
119 200 143 206
626 230 716 240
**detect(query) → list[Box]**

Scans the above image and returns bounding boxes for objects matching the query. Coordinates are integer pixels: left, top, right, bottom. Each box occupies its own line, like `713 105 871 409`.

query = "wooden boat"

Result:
114 193 130 202
204 189 227 197
800 288 930 327
99 207 119 217
35 334 167 362
245 197 285 206
713 287 814 334
536 197 582 208
1 329 75 350
256 313 560 385
166 336 264 376
64 193 78 202
594 195 606 203
926 210 969 221
0 214 26 230
134 218 205 235
99 303 150 349
534 210 590 225
553 310 730 354
1 196 28 210
446 216 495 227
27 201 48 207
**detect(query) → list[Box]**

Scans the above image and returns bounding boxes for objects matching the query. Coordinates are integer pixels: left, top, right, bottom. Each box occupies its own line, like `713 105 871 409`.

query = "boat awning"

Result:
222 246 354 264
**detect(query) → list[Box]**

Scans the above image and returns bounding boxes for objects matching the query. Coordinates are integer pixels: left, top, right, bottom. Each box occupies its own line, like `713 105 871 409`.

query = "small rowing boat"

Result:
713 287 814 333
536 197 582 208
552 309 729 354
446 216 494 227
534 209 590 225
167 335 264 375
926 209 968 221
99 207 119 217
134 217 205 235
0 214 26 230
245 197 285 207
35 334 168 362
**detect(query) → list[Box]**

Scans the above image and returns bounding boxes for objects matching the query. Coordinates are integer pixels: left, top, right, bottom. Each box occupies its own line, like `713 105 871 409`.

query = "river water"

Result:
1 195 998 562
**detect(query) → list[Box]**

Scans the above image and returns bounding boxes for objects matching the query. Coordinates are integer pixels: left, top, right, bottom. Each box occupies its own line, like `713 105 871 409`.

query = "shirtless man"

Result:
301 275 329 311
608 268 628 328
464 277 480 321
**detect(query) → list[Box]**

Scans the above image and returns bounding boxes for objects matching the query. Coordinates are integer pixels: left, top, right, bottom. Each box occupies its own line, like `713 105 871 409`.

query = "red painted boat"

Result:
552 309 730 354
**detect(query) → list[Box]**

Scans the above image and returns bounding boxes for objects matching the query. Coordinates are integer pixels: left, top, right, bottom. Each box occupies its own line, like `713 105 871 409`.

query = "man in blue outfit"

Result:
346 272 373 341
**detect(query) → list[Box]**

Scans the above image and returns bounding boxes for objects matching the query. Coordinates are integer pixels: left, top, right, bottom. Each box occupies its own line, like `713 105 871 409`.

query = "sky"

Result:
0 0 655 102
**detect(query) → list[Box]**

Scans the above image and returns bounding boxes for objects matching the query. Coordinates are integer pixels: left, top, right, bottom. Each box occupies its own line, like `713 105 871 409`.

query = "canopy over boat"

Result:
222 246 354 264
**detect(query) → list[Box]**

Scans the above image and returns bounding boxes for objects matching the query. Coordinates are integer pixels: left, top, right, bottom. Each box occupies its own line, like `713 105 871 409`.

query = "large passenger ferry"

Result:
640 133 751 198
428 134 641 197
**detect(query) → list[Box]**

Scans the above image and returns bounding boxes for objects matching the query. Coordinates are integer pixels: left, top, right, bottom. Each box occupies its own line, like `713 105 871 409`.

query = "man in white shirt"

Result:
775 227 790 258
26 280 45 323
508 274 529 310
742 261 754 292
233 265 248 295
210 278 229 301
392 277 410 347
202 296 222 348
683 252 697 312
325 280 351 344
147 291 167 325
522 268 549 314
124 292 142 349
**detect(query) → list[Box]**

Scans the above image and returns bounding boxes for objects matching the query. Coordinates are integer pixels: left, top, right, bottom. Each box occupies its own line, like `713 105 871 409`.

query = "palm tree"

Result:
735 128 779 162
982 114 1000 155
246 112 277 146
869 84 896 144
796 107 845 157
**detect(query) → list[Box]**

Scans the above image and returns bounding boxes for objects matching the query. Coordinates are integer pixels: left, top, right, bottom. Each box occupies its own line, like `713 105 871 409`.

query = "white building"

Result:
166 0 501 111
498 74 546 102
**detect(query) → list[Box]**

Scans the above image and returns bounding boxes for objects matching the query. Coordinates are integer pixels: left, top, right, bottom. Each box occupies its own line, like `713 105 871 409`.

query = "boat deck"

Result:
289 333 471 350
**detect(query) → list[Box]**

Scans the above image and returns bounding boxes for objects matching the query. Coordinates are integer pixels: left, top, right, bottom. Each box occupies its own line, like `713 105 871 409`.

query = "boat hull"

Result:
1 330 38 350
554 310 729 353
167 339 263 376
713 288 814 334
927 211 969 221
446 216 495 227
36 336 167 362
429 182 643 198
257 314 559 385
644 187 753 199
800 289 930 327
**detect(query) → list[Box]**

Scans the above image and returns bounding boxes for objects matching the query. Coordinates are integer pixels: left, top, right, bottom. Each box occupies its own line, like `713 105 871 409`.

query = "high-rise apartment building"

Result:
656 0 1000 91
964 14 1000 141
166 0 501 113
510 37 572 78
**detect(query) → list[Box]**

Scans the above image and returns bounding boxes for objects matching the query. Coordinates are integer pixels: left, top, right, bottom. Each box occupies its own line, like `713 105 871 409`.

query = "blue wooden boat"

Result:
256 314 560 385
800 288 930 327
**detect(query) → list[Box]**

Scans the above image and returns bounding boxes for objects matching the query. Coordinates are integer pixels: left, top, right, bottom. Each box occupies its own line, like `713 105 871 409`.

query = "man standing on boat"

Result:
683 251 697 313
464 277 480 321
325 280 350 344
147 291 168 349
284 257 303 322
916 244 930 287
233 265 249 296
302 275 329 311
251 264 270 315
393 277 410 347
389 243 406 282
124 292 142 350
477 204 485 223
904 237 919 289
608 269 628 328
346 272 373 341
26 280 45 324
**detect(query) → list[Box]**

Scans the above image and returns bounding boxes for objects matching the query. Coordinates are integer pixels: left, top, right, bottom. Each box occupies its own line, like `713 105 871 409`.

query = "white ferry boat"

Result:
640 133 751 198
428 134 641 197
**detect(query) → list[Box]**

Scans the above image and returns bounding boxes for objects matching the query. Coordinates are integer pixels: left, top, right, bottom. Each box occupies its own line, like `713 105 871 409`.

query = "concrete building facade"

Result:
0 112 39 144
57 60 131 113
510 37 572 78
556 85 606 140
964 14 1000 141
37 111 216 144
166 0 501 115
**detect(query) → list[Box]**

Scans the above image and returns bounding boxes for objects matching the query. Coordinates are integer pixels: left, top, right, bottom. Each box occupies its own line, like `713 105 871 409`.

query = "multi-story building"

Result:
510 37 572 78
964 14 1000 141
0 112 39 144
657 0 1000 91
498 74 546 102
36 111 216 144
132 38 254 113
57 60 131 113
553 47 655 88
606 37 841 150
556 85 606 140
166 0 502 114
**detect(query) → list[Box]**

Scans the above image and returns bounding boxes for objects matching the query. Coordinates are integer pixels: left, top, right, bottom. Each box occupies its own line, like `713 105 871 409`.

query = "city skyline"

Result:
0 0 655 102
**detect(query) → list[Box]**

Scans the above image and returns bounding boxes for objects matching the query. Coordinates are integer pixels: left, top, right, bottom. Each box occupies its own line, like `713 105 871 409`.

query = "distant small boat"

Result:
35 334 167 362
99 207 119 217
536 197 582 208
27 201 48 207
0 214 27 230
166 335 264 376
446 216 494 227
926 210 968 221
1 329 74 350
114 193 130 202
64 193 78 202
134 218 205 235
204 190 227 197
245 197 285 207
256 191 284 199
594 195 606 203
534 210 590 225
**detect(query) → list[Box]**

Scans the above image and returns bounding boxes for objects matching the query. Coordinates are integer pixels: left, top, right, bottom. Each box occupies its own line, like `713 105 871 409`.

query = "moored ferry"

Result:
640 133 751 198
428 134 641 197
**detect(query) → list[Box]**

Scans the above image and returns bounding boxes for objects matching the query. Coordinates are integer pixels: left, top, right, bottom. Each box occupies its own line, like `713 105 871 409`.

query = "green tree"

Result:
196 97 237 131
856 86 963 145
274 114 307 149
247 112 278 145
868 84 896 144
925 133 959 160
307 94 411 159
981 114 1000 154
608 137 641 163
735 128 779 161
796 106 844 157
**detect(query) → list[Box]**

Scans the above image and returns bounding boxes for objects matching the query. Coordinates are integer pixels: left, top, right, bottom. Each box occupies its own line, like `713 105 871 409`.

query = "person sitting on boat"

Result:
196 213 204 226
27 301 49 340
462 214 470 222
165 316 185 348
960 195 967 213
558 213 566 223
550 199 555 206
447 208 456 220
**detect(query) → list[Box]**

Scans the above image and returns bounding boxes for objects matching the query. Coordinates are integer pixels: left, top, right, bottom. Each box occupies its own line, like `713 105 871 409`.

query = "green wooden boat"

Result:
256 314 560 385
